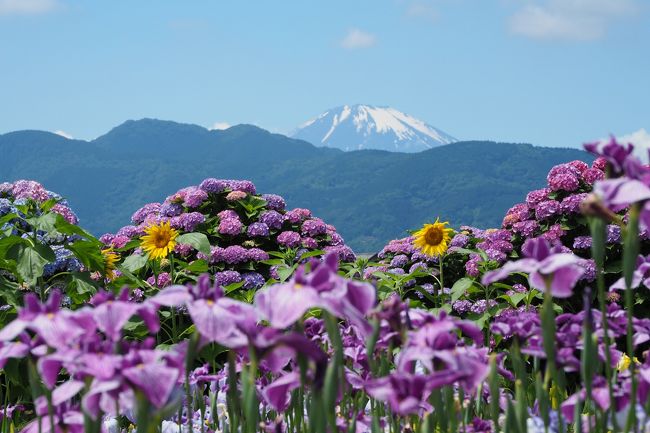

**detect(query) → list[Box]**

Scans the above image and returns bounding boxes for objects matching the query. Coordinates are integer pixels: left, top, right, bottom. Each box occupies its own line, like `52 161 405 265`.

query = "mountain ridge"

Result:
0 118 592 251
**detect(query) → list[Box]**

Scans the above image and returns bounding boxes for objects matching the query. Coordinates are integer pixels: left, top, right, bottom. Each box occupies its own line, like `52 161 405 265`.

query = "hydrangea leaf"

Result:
121 254 148 272
176 233 210 256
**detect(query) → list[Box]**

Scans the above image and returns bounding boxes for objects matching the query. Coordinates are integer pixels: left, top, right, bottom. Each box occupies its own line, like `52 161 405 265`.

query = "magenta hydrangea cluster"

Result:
101 178 354 289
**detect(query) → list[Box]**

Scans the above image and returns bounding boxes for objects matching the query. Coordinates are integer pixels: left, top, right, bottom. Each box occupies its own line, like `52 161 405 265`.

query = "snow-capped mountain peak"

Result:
291 104 457 152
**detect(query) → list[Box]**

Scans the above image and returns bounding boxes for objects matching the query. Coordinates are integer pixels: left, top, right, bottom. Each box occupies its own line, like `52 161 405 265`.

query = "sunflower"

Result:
101 248 120 280
413 218 454 257
140 221 179 261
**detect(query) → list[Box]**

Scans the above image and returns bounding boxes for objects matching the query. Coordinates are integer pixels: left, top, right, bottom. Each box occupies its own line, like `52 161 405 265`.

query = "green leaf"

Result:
184 259 208 274
121 254 148 272
298 249 325 260
0 236 29 257
176 232 210 255
0 212 20 227
67 240 104 271
39 198 58 212
224 280 245 295
451 277 474 302
0 275 21 308
8 242 55 284
25 213 59 233
66 273 98 304
277 264 298 282
54 215 100 243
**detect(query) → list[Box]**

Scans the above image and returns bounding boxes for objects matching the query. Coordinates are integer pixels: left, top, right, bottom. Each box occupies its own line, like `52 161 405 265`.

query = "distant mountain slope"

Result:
0 119 591 251
292 104 457 152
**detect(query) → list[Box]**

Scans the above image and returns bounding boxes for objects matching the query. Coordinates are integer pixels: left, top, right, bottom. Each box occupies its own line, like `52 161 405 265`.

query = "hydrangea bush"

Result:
0 180 105 308
101 179 355 301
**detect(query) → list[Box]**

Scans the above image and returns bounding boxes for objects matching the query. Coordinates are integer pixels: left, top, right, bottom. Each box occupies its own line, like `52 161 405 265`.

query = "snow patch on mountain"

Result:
292 104 457 152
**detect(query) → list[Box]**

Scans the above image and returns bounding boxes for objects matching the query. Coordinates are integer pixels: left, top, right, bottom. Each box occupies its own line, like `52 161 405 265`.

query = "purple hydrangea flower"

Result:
285 208 311 224
247 248 270 261
110 235 130 249
503 203 530 227
159 202 184 217
218 245 249 264
582 167 605 184
535 200 560 220
11 180 49 202
247 222 269 237
242 272 265 289
470 299 497 315
526 188 551 207
218 218 243 236
549 172 580 192
218 209 238 220
323 245 355 262
302 237 318 249
606 224 621 244
229 180 256 194
259 210 284 229
452 300 472 314
390 254 409 268
131 203 161 224
409 262 427 273
512 220 539 238
450 234 469 248
175 212 205 232
542 224 564 243
579 259 596 282
560 193 588 214
215 270 242 287
277 231 301 248
117 225 142 238
183 188 208 208
199 178 228 193
147 272 172 288
465 257 481 277
262 194 286 211
330 232 344 246
51 204 78 225
573 236 592 250
301 218 327 237
174 243 193 256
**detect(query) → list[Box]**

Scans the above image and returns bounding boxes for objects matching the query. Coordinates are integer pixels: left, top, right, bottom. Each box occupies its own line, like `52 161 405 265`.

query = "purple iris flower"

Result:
610 254 650 291
22 380 85 433
584 137 635 176
261 372 301 412
151 274 258 348
0 290 85 348
255 253 376 335
482 237 585 298
365 372 433 415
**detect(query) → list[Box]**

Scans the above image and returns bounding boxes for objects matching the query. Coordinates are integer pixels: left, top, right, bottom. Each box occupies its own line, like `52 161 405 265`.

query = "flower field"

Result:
1 138 650 433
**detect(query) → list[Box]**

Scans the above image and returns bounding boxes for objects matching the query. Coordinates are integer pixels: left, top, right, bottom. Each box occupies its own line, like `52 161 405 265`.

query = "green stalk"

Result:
488 355 501 433
623 204 640 433
589 217 618 432
540 287 564 433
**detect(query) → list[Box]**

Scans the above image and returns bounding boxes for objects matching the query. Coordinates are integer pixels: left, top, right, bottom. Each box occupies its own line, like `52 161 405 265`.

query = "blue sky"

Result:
0 0 649 149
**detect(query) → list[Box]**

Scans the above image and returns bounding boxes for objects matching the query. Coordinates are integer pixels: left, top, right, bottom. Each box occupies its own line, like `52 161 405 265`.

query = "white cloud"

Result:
509 0 638 41
340 28 376 50
209 122 231 131
53 130 73 139
0 0 59 15
406 1 439 22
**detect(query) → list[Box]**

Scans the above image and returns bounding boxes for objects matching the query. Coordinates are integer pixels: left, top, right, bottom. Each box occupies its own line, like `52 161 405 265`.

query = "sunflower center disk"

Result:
154 233 171 248
424 227 443 246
